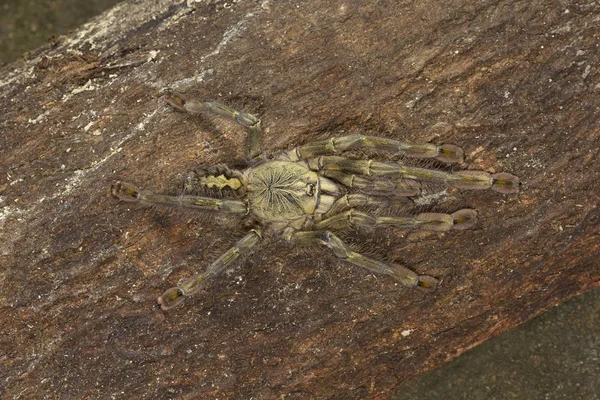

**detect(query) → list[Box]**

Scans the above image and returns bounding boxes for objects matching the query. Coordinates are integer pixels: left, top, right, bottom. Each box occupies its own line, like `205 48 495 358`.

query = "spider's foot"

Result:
110 181 141 202
390 263 438 291
408 210 478 232
157 287 185 311
164 91 189 112
451 171 520 193
403 143 463 163
437 144 464 164
492 172 520 194
451 209 478 230
416 275 438 292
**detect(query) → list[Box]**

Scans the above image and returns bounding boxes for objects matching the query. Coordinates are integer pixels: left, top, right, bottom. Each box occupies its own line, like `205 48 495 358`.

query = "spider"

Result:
110 92 520 310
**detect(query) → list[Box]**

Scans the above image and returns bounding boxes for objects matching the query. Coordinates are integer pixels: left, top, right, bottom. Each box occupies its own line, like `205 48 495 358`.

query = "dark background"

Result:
1 1 598 399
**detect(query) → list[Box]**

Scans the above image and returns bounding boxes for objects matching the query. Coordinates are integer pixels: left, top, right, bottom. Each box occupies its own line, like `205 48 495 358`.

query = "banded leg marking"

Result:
157 229 262 310
292 230 437 291
288 134 464 163
307 156 520 193
324 193 413 218
322 170 421 197
315 209 478 232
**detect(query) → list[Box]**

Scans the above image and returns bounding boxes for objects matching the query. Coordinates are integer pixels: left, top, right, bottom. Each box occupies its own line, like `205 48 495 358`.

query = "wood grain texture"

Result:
1 0 599 398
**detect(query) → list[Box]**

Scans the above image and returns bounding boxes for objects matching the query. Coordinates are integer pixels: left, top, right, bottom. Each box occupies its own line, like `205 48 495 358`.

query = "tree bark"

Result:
1 0 599 398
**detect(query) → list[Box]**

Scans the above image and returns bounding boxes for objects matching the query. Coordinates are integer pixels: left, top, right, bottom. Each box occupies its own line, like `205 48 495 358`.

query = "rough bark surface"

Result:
1 0 599 398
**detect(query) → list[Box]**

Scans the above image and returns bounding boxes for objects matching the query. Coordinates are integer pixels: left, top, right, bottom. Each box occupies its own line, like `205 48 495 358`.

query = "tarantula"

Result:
110 92 519 310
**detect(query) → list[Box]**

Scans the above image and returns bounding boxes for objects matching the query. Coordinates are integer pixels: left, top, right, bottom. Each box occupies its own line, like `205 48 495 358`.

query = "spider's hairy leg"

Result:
110 181 248 214
165 91 262 159
292 230 437 291
401 167 520 193
315 208 478 232
307 156 520 193
324 193 413 218
322 170 421 197
158 229 262 310
287 134 463 163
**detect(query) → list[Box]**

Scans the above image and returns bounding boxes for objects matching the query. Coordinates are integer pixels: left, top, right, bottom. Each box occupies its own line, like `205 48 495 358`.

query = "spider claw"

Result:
437 144 464 164
157 287 185 310
416 275 439 292
110 181 141 202
451 209 478 230
164 91 189 112
389 264 438 291
491 173 520 194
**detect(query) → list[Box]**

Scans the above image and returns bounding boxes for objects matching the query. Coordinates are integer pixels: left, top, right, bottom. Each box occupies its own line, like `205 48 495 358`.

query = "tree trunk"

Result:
1 0 598 398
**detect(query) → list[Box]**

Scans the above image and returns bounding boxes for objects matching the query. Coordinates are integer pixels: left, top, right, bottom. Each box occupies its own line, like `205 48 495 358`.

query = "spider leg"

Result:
157 229 262 310
286 133 464 163
110 181 248 214
315 208 478 232
323 193 413 218
291 230 437 291
165 91 262 160
321 170 421 197
307 155 520 193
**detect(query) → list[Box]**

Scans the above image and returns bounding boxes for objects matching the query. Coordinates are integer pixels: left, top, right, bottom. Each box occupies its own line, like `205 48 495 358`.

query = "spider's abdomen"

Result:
245 161 327 225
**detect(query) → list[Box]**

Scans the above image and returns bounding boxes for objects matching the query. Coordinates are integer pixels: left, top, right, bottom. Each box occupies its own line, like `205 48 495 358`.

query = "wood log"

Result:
1 0 598 398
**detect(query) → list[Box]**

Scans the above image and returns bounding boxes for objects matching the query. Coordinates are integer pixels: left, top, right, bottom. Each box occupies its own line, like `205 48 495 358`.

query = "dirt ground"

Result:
1 0 599 398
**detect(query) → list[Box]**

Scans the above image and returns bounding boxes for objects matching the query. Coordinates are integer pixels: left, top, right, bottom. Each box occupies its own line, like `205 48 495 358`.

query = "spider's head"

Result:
246 161 331 224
